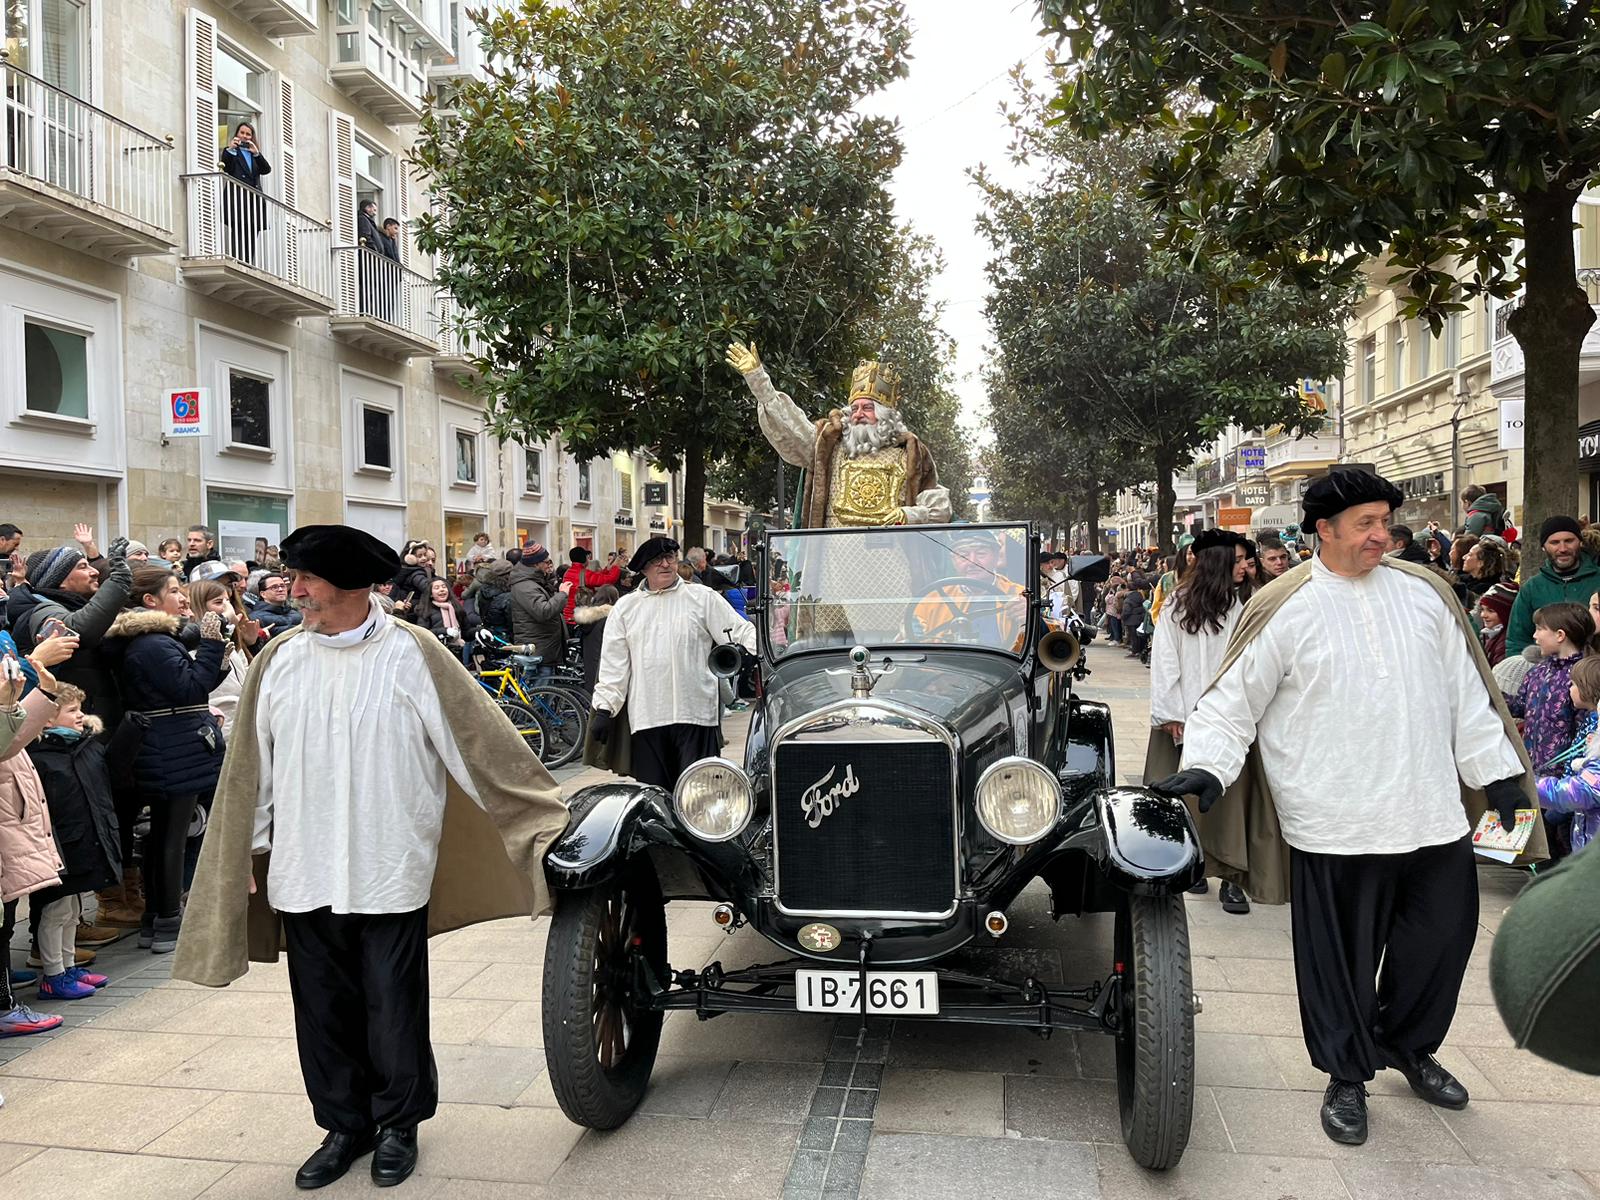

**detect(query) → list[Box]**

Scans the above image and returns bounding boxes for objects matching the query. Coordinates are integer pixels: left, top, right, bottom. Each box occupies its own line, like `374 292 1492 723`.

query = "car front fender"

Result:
1091 785 1204 896
544 782 671 890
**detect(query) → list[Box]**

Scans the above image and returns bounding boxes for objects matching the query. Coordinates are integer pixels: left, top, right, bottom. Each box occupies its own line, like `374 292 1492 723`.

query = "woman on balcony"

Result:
220 122 271 266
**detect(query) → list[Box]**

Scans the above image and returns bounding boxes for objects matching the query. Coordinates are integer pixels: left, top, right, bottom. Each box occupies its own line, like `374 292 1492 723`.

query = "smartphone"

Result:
39 617 70 641
1 655 22 684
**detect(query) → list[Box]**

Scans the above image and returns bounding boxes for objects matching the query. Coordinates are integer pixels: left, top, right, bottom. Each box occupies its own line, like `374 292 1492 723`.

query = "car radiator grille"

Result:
774 740 955 916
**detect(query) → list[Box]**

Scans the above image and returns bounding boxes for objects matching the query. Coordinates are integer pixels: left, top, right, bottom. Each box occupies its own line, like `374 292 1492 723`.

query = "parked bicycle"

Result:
470 632 589 768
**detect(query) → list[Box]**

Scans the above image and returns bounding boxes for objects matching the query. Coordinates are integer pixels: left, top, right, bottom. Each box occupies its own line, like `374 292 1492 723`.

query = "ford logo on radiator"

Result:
801 764 861 828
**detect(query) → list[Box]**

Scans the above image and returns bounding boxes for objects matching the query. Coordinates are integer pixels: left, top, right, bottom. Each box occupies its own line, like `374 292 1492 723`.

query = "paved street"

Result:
2 641 1597 1199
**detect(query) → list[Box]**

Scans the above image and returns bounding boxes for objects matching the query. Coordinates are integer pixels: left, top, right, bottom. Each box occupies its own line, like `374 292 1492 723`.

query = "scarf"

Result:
305 596 385 649
433 598 460 636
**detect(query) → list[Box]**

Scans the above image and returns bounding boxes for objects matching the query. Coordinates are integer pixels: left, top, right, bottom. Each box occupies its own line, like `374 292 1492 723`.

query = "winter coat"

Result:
1481 623 1507 667
390 563 434 618
1506 654 1582 774
28 725 119 893
1120 589 1146 628
1506 555 1600 656
1536 710 1600 854
573 603 612 689
102 610 228 799
561 561 622 624
1462 492 1507 537
180 550 222 580
420 598 481 646
250 599 302 638
4 555 134 727
0 737 62 903
507 564 567 665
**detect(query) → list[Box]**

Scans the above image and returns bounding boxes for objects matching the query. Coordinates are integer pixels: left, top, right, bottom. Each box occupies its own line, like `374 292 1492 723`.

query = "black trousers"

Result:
631 722 722 790
1 899 15 1011
282 905 437 1134
1289 835 1477 1082
144 792 200 919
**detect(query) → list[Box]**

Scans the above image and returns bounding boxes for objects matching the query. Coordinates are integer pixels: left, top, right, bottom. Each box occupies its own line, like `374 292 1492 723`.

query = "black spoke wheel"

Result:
529 685 588 769
541 861 667 1129
498 700 546 759
1113 892 1195 1170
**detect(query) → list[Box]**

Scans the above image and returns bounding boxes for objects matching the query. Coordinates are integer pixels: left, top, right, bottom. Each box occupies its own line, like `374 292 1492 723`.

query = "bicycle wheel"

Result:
528 685 588 768
498 699 547 759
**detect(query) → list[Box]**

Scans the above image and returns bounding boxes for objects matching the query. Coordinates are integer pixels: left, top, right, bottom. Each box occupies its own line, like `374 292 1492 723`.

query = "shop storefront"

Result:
1393 471 1451 530
1580 420 1600 520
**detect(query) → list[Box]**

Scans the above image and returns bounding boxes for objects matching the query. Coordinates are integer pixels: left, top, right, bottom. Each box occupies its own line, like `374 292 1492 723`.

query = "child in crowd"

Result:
1507 602 1595 772
1536 655 1600 855
27 684 115 1000
1477 582 1518 667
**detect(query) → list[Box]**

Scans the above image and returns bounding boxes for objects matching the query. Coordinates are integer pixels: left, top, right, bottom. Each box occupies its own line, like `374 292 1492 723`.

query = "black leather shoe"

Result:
372 1126 419 1187
295 1130 376 1190
1386 1049 1469 1109
1320 1079 1368 1145
1187 878 1210 895
1219 882 1251 914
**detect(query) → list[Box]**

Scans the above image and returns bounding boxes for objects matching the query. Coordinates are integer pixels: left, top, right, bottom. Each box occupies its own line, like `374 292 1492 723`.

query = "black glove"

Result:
1150 767 1225 813
590 709 614 746
1483 777 1523 833
106 535 129 564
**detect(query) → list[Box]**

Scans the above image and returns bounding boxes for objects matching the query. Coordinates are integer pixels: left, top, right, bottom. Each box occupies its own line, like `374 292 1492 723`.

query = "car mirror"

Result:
1068 554 1111 583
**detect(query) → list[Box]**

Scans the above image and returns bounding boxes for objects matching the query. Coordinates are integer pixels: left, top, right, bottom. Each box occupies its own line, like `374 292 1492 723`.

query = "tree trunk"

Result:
1509 187 1593 576
1084 490 1101 554
1153 447 1178 556
683 442 707 549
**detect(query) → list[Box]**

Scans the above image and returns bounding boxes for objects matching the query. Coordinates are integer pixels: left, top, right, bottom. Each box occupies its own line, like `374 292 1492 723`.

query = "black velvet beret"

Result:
628 536 680 574
1301 469 1404 529
280 524 400 591
1192 528 1247 555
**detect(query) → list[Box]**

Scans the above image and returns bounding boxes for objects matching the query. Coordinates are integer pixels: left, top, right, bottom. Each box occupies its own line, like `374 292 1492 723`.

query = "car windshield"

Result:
765 524 1032 659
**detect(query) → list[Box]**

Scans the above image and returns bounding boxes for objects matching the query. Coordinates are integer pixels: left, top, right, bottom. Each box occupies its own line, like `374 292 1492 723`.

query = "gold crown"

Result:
848 360 901 407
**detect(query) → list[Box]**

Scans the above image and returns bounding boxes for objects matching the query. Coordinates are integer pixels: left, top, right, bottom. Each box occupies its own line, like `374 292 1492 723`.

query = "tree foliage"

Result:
1038 0 1600 562
978 87 1346 551
414 0 911 544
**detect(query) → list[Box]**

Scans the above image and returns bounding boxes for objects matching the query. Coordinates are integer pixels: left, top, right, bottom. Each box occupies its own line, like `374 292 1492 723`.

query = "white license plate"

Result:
795 970 939 1015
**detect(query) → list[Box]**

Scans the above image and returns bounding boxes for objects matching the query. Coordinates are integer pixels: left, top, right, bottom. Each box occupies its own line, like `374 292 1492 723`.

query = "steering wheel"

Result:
905 576 1012 642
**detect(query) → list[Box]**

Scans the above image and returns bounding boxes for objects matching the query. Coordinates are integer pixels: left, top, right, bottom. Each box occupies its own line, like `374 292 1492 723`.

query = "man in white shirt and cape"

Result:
1150 469 1536 1148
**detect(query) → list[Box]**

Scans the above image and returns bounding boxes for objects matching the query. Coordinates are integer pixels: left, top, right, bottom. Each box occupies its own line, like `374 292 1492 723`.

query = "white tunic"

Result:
1180 555 1522 856
592 579 758 732
250 597 482 913
1149 596 1242 727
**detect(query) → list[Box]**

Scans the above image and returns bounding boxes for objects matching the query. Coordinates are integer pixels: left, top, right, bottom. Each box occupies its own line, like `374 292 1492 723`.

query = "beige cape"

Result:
1142 555 1546 904
172 619 569 988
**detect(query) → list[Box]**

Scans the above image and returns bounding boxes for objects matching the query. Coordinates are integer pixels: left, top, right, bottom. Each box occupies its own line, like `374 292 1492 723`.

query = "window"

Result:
361 404 392 470
524 446 543 495
6 0 88 97
618 467 634 509
577 461 592 503
215 40 265 154
206 489 289 548
227 370 271 449
1360 336 1376 405
24 320 89 419
1416 320 1431 379
1389 322 1407 390
454 429 477 484
353 132 388 220
1444 312 1461 368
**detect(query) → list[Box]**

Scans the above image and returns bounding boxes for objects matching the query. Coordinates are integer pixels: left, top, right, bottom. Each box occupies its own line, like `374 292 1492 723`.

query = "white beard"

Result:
841 406 906 459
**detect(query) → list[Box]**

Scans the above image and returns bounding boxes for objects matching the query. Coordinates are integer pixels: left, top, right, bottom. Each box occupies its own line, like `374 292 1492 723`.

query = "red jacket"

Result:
561 561 622 622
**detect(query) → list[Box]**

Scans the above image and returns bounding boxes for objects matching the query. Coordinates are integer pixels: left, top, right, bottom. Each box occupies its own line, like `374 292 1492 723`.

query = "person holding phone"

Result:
219 121 271 264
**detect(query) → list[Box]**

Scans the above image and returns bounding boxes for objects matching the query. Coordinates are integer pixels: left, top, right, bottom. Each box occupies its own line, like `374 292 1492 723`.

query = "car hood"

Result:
763 652 1026 741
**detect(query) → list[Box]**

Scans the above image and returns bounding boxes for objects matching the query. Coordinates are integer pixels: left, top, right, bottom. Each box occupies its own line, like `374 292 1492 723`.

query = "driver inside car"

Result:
910 530 1027 649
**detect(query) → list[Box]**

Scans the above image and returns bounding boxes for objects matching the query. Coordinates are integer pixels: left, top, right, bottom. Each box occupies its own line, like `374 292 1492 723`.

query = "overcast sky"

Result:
858 0 1055 445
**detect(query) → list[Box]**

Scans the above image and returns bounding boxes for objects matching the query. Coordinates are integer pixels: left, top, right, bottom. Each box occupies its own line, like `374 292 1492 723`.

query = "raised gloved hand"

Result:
725 341 761 375
106 535 129 565
1483 776 1524 833
1150 767 1225 813
199 612 226 643
590 708 614 746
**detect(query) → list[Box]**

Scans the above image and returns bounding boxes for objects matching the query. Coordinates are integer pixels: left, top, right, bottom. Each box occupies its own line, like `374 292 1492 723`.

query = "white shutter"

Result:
278 78 299 285
330 111 357 312
397 160 412 267
186 9 219 254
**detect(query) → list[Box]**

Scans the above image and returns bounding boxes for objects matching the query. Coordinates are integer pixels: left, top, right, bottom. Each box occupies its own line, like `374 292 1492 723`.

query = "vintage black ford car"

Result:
540 523 1204 1168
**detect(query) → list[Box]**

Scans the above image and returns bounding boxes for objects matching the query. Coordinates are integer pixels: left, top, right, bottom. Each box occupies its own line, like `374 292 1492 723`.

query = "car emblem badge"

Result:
800 763 860 828
798 923 842 953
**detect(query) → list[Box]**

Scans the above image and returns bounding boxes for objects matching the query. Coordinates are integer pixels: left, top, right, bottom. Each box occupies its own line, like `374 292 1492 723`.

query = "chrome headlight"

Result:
673 758 754 843
975 757 1062 845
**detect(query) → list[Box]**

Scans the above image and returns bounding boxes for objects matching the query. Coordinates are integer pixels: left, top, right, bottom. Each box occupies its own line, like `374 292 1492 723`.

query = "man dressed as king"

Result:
726 341 952 527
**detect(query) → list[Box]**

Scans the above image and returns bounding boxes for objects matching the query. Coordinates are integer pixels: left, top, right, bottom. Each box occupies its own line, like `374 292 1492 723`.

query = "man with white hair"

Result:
726 342 951 527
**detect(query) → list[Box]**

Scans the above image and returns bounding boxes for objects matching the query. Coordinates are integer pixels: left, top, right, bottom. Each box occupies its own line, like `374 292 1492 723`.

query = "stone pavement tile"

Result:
1336 1161 1598 1200
447 961 541 1002
1582 1171 1600 1196
548 1114 798 1198
429 922 545 965
436 1042 545 1105
1187 923 1296 961
427 997 518 1044
0 1080 218 1152
1459 1047 1600 1104
1194 990 1304 1038
875 1066 1004 1137
860 1132 1099 1200
155 1035 306 1095
215 961 290 993
1456 967 1497 1007
513 1067 557 1108
1262 1037 1503 1102
657 1010 835 1062
471 1000 542 1048
0 1142 45 1174
198 1162 447 1198
886 1018 1078 1077
155 990 297 1039
84 983 209 1031
1185 896 1293 931
430 960 491 997
407 1102 586 1184
672 933 734 970
1441 1004 1519 1049
0 1027 220 1086
1094 1144 1350 1199
823 1148 867 1196
1212 1086 1470 1162
1439 1100 1600 1169
430 1181 664 1200
637 1055 735 1118
1076 1029 1289 1091
140 1091 320 1165
0 1147 233 1199
710 1060 823 1123
1188 954 1230 992
1005 1075 1231 1151
1213 955 1298 994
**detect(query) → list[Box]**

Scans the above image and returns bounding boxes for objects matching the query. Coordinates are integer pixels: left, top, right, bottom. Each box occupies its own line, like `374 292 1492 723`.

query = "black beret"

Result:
280 524 401 591
1192 528 1247 555
628 536 680 574
1301 469 1404 529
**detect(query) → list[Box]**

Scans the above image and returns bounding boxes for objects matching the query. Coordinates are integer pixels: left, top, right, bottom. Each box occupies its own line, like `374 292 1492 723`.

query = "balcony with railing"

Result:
333 3 451 124
1490 268 1600 395
329 245 439 357
181 172 333 318
211 0 317 37
433 293 486 376
1264 418 1341 478
1 57 176 260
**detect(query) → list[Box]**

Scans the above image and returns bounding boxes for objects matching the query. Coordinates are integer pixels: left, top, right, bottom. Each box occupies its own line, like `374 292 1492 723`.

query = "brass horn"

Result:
708 641 743 679
1037 628 1081 674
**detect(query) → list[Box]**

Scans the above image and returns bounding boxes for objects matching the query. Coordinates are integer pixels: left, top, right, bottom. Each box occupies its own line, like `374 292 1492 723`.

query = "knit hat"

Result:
1539 516 1583 545
1480 581 1519 625
27 544 85 592
569 546 591 564
125 540 149 557
522 542 551 567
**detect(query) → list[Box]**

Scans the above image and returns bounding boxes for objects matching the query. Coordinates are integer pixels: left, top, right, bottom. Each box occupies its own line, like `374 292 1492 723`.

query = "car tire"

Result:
1113 892 1195 1170
541 859 667 1129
